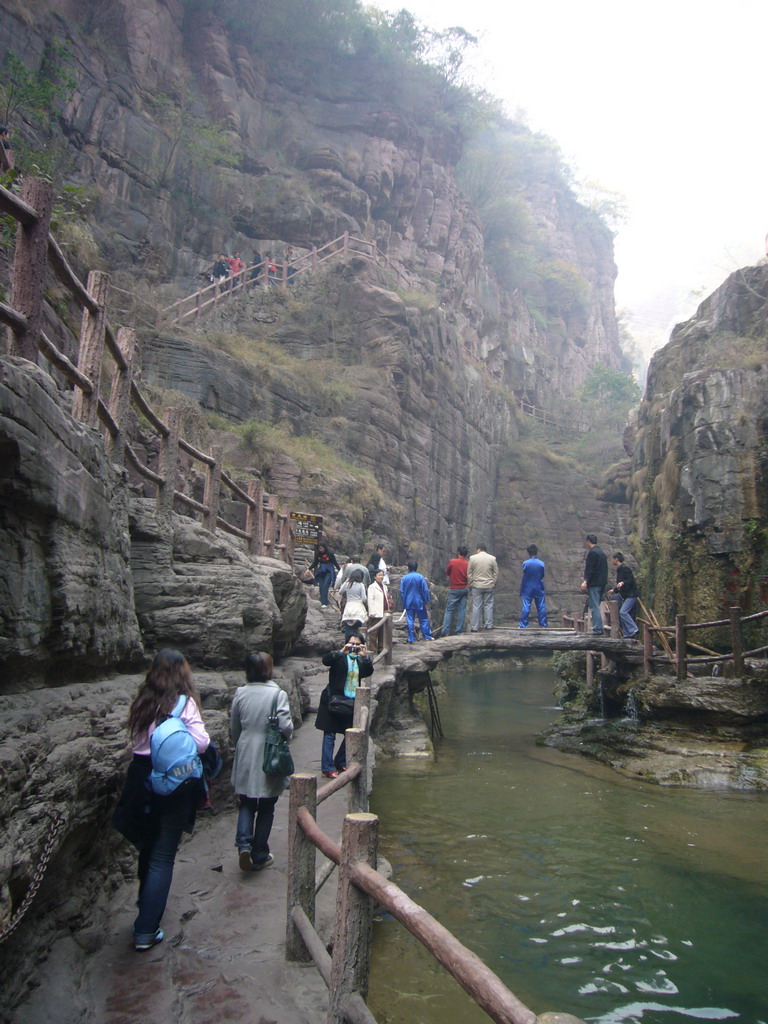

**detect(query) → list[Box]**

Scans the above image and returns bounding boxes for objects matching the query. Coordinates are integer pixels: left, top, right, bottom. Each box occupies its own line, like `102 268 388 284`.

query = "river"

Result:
367 656 768 1024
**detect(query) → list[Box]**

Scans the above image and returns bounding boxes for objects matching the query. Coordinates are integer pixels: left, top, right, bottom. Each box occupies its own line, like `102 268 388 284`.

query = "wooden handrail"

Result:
291 780 538 1024
130 381 169 436
569 600 767 679
38 331 95 394
178 436 217 467
2 176 296 566
220 469 257 505
163 231 411 325
0 301 28 332
47 233 101 317
0 181 37 225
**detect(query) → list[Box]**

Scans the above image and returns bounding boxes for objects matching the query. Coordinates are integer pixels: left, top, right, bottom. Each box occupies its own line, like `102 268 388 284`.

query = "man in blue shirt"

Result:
519 544 548 628
399 560 434 643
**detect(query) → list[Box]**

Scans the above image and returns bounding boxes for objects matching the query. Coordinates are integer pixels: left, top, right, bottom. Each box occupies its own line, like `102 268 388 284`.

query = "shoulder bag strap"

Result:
171 694 187 718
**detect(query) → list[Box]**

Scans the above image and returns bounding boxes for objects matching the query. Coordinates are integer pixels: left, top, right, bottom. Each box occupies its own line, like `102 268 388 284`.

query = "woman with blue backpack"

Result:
112 649 211 952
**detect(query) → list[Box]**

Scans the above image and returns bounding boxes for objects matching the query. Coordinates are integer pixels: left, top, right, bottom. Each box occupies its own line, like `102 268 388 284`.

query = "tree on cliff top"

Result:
185 0 495 135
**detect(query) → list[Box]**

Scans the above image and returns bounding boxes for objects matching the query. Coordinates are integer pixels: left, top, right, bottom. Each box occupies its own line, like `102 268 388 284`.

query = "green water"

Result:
367 658 768 1024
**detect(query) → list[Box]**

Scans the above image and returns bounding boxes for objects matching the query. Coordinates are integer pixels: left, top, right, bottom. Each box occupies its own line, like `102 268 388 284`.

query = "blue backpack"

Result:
149 695 203 796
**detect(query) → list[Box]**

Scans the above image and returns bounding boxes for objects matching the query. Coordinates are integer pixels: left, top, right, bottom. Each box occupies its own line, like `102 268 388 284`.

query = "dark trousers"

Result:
236 795 278 864
317 572 332 606
134 816 185 941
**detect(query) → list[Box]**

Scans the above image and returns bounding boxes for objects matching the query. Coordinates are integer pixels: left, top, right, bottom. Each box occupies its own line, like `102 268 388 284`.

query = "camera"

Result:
348 643 361 653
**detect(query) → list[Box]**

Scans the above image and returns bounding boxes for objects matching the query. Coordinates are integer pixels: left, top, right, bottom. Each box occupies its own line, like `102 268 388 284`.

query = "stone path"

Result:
15 674 349 1024
11 617 610 1024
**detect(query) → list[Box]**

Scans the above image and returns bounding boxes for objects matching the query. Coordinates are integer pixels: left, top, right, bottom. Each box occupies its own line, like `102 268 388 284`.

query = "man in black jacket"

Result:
580 534 608 635
608 552 639 639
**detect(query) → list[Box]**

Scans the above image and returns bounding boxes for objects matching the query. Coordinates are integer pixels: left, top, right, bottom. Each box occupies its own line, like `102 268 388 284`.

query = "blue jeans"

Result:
619 597 638 637
317 572 332 606
134 815 185 942
471 588 494 630
441 589 468 635
322 732 347 773
587 587 605 633
236 795 278 864
405 607 433 642
519 593 548 628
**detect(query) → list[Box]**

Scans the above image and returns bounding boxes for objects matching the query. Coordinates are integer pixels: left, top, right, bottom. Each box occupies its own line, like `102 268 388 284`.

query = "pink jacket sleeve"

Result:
181 697 211 752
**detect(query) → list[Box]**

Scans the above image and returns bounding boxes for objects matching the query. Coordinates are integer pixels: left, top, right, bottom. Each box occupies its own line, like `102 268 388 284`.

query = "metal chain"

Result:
0 810 67 945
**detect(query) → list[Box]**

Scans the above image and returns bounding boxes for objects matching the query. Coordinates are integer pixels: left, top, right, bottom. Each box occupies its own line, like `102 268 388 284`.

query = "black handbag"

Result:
328 694 355 718
262 692 295 776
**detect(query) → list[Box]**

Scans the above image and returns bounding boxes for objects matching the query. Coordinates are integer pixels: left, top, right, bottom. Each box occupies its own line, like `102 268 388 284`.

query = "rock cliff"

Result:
1 0 623 587
629 263 768 646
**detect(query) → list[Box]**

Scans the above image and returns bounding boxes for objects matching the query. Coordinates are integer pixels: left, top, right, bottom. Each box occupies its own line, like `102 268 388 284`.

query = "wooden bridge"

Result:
374 606 766 681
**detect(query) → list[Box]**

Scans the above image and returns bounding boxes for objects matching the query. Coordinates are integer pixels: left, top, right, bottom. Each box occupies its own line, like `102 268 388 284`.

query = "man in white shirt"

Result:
467 544 498 631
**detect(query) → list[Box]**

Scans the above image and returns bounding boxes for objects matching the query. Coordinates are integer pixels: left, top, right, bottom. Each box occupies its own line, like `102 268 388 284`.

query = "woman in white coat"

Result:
367 568 390 653
231 651 293 871
339 569 368 643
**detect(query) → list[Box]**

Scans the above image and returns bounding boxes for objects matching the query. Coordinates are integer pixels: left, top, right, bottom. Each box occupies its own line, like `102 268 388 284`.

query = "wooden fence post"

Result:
286 774 318 963
106 326 136 464
278 507 292 564
9 177 54 363
203 445 223 532
586 651 594 687
353 686 371 731
383 613 393 665
608 601 621 639
71 270 110 427
264 493 279 556
675 614 687 682
345 728 368 814
729 606 744 676
643 624 653 675
246 479 264 555
328 813 378 1024
156 407 181 531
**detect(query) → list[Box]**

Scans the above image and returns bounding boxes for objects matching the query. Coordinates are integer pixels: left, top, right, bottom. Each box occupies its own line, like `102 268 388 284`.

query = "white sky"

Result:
373 0 767 355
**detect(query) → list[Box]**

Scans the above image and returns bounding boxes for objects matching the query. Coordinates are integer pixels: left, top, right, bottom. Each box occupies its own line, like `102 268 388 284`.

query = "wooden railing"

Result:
162 231 412 325
641 606 768 681
563 598 768 681
518 398 589 434
0 177 293 562
284 685 553 1024
364 613 394 667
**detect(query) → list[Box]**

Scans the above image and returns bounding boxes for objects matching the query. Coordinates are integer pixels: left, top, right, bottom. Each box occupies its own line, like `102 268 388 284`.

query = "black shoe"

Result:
134 929 164 952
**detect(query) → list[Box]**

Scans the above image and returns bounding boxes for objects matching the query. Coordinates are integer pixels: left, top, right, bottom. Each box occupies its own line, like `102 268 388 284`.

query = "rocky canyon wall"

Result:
629 264 768 647
0 0 624 588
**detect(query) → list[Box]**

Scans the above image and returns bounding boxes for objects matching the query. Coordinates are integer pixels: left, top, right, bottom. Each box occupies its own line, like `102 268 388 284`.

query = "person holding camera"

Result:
315 634 373 778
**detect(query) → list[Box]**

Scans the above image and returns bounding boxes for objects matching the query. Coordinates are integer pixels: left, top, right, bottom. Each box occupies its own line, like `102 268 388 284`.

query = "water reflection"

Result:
368 657 768 1024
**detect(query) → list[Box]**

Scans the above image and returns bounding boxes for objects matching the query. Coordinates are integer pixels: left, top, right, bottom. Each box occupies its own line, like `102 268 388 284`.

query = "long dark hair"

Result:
128 649 202 741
